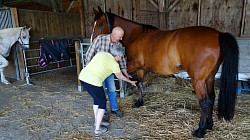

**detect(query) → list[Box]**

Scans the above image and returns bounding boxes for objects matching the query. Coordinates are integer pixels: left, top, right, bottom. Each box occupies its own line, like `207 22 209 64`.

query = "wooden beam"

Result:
50 0 58 12
197 0 201 26
158 0 165 12
240 0 247 37
11 8 19 27
66 1 75 13
167 0 180 13
148 0 158 9
78 0 85 37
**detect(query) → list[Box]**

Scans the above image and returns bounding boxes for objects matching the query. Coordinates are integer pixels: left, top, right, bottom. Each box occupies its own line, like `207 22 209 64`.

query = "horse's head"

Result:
18 27 31 50
91 6 111 42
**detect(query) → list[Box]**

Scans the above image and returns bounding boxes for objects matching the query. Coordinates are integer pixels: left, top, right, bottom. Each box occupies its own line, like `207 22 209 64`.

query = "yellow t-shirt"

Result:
78 52 120 86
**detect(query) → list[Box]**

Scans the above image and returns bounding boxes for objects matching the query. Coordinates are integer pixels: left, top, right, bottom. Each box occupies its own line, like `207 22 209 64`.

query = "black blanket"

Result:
38 39 72 67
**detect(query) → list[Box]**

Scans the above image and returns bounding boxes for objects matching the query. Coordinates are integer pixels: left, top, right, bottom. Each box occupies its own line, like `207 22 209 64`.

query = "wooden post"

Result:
78 0 85 37
119 80 125 98
77 0 85 91
11 8 19 27
75 41 82 91
12 8 26 80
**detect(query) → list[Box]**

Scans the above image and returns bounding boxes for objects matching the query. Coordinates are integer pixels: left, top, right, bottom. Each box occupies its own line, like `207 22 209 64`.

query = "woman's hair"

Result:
110 43 125 56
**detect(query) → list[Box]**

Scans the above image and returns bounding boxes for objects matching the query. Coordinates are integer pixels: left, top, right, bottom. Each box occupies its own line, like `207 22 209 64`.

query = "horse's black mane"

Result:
105 12 158 32
106 12 115 27
141 24 158 31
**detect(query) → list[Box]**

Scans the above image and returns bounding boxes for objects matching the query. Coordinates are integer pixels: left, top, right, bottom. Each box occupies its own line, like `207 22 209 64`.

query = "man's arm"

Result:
85 37 100 65
119 57 132 79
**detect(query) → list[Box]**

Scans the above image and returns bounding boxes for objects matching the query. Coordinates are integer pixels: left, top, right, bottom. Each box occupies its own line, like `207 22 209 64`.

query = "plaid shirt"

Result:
85 34 127 69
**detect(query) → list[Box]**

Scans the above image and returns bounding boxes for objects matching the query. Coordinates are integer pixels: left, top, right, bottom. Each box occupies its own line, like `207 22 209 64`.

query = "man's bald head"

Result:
112 27 124 35
111 27 124 43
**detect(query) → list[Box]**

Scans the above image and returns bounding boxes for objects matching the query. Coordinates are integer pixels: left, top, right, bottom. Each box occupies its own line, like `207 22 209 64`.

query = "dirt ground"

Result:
0 67 250 140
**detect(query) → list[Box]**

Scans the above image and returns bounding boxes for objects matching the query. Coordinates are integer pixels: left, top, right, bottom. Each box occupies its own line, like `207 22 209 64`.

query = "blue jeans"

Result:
103 74 118 111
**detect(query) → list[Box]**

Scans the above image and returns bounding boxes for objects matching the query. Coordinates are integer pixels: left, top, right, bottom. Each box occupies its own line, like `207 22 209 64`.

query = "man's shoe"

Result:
111 110 123 117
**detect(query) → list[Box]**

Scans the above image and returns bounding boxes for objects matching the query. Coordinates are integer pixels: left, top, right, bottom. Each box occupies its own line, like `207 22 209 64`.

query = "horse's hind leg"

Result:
205 74 216 130
0 55 10 84
192 79 210 138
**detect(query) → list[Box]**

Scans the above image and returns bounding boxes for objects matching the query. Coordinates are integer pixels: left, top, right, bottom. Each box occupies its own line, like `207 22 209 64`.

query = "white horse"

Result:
0 27 31 84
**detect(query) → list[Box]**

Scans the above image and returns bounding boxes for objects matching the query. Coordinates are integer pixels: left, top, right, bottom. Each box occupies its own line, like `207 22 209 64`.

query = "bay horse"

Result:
0 27 31 84
91 7 239 138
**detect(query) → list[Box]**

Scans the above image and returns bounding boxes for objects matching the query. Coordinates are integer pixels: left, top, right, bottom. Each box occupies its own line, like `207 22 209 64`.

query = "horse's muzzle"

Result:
21 44 29 50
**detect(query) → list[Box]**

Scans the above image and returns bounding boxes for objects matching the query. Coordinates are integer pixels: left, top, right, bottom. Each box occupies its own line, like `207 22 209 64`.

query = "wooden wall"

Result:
17 9 81 39
82 0 250 38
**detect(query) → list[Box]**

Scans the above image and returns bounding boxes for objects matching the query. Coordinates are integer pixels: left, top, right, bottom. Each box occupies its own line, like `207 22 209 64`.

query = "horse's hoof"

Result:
192 129 206 138
206 120 214 130
206 125 213 130
132 100 144 108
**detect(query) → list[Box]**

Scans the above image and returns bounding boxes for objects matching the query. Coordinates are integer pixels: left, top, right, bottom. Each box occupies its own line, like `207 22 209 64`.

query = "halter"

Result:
105 13 112 33
91 13 112 42
18 28 29 46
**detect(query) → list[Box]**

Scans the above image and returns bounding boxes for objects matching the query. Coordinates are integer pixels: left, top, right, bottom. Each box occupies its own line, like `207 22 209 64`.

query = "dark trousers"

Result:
80 81 107 109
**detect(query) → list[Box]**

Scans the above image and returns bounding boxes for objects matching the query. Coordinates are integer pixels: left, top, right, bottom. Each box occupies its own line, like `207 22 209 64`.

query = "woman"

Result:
78 44 137 136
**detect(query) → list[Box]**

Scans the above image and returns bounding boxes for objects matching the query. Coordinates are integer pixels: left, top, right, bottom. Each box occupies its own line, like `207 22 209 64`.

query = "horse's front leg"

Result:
192 80 211 138
0 55 10 84
132 80 144 108
127 60 145 108
132 70 145 108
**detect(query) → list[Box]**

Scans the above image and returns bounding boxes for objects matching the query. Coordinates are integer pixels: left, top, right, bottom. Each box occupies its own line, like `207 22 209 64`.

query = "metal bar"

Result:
27 60 76 68
29 65 76 75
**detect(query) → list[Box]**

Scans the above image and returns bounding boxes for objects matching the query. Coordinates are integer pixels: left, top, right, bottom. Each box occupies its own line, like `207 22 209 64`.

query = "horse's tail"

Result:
218 32 239 121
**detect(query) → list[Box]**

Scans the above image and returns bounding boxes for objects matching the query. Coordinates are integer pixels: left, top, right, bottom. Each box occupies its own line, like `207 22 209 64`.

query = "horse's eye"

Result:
98 23 102 27
23 36 26 39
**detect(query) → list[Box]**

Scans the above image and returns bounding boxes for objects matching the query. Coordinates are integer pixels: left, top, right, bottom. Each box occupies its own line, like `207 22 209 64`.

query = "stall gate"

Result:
25 39 76 76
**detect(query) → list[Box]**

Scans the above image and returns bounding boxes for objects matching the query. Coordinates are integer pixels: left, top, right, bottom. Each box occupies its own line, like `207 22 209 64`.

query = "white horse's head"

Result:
18 27 31 50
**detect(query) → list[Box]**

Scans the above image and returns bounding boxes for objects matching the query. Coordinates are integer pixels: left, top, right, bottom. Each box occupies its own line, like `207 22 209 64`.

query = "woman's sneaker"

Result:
94 126 107 137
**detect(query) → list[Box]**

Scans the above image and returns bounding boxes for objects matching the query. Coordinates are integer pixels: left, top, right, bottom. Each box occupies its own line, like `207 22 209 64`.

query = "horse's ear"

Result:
97 6 104 14
27 27 31 31
93 7 98 15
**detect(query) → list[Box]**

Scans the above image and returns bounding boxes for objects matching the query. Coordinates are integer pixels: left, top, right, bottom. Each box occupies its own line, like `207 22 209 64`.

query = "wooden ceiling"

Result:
1 0 80 14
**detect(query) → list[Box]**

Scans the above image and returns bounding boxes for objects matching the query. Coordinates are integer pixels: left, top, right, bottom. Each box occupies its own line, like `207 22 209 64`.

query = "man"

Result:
79 45 136 136
85 27 131 118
